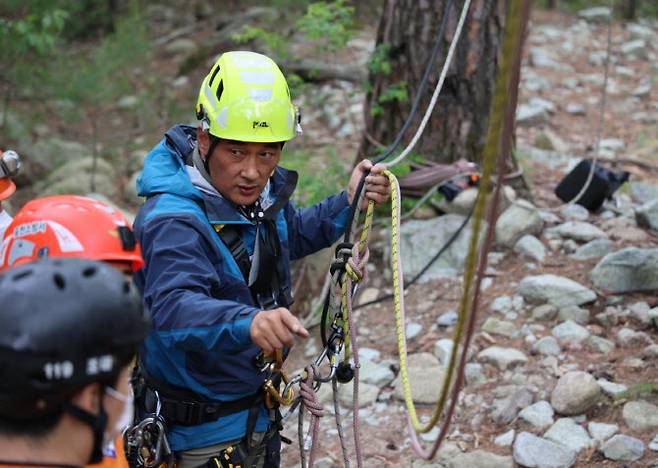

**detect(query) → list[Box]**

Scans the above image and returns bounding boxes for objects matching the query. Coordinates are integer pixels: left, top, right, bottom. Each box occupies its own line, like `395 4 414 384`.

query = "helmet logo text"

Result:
252 121 270 129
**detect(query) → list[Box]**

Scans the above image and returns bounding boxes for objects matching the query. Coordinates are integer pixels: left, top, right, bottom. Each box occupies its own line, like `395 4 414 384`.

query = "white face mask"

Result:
104 386 134 447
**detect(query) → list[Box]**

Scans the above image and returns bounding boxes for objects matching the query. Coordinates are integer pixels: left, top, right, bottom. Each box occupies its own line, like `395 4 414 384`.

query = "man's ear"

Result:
196 126 210 159
70 383 102 415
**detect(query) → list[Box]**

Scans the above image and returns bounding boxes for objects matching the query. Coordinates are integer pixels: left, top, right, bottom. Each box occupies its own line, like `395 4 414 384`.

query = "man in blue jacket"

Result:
133 51 390 467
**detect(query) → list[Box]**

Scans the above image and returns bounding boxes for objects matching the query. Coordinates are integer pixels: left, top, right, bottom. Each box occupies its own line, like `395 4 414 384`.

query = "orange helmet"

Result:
0 195 143 272
0 149 20 201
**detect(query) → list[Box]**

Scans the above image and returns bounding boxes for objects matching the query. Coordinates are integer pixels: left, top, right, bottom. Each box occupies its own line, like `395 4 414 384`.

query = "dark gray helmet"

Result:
0 257 150 418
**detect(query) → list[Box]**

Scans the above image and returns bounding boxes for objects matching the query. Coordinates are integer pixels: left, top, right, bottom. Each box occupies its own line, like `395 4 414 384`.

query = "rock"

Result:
28 137 90 179
565 103 586 115
464 362 486 386
630 181 658 204
597 379 627 398
516 103 550 126
591 248 658 293
533 336 561 356
632 82 652 98
599 138 626 152
357 287 379 305
434 338 455 365
551 371 601 415
600 434 645 461
448 451 515 468
588 421 618 444
623 400 658 431
164 38 199 56
36 157 119 200
628 301 651 324
561 239 579 254
359 360 395 387
650 308 658 328
620 39 647 60
552 320 590 344
392 353 443 404
481 318 517 337
644 343 658 358
398 215 487 282
491 295 513 313
117 95 139 110
519 275 596 308
519 400 555 428
532 304 558 321
358 347 381 362
636 199 658 231
478 346 528 370
650 434 658 451
514 235 546 262
492 387 534 424
609 225 650 243
587 336 615 354
406 322 423 339
495 200 543 247
513 432 576 468
338 381 379 408
528 47 562 70
546 221 607 242
628 23 655 41
558 306 589 324
577 6 611 22
560 204 589 221
571 239 614 260
544 418 593 453
617 328 651 347
494 429 515 447
437 310 458 327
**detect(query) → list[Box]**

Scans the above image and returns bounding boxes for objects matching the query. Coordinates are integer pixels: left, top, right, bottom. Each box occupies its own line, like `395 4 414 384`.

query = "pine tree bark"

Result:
358 0 508 165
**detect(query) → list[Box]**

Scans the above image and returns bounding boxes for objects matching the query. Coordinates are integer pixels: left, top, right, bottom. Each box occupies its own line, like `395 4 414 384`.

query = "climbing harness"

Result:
124 391 175 468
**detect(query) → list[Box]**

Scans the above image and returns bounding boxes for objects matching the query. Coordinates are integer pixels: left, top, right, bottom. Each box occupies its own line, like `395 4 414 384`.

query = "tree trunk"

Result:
623 0 638 21
358 0 507 166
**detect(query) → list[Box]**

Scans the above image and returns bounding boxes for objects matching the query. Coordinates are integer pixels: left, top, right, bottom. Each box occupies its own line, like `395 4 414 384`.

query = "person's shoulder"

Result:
139 193 208 228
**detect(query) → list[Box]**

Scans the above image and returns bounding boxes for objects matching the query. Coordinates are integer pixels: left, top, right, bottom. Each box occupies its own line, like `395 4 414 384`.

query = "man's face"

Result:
198 129 281 206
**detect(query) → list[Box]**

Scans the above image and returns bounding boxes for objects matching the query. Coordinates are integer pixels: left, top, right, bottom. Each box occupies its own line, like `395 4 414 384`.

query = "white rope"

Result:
381 0 473 169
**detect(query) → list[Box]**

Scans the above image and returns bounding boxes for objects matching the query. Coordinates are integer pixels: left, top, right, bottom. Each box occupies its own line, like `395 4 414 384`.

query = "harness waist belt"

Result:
143 386 261 427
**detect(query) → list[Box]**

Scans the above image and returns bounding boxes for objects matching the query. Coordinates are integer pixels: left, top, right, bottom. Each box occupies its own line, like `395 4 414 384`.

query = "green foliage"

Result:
368 43 392 76
232 25 290 59
232 0 355 77
296 0 355 53
371 81 408 117
282 146 347 207
46 11 149 116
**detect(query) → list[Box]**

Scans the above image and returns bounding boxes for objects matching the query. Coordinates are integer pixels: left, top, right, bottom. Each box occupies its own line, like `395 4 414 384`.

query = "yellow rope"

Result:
384 0 525 434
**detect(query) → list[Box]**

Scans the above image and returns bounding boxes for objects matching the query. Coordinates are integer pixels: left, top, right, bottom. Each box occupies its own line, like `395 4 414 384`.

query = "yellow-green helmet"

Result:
196 51 301 143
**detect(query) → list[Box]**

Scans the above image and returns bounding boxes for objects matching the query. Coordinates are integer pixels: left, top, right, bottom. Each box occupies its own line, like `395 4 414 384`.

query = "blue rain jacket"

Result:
133 125 350 451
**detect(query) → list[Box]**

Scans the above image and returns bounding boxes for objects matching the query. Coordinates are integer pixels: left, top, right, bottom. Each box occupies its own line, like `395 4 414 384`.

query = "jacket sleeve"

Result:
284 190 350 260
138 214 260 353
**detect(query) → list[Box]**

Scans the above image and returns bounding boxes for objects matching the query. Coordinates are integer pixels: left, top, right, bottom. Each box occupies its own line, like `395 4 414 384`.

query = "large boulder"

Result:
25 137 91 182
495 200 543 247
590 248 658 292
546 221 608 242
518 274 596 307
35 157 119 200
397 214 486 282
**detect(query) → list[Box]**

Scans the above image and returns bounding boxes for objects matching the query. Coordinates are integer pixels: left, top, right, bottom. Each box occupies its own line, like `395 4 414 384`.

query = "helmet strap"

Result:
64 391 108 465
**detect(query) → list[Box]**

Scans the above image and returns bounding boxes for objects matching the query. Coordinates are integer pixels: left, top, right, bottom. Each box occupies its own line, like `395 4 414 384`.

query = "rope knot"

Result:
300 366 325 418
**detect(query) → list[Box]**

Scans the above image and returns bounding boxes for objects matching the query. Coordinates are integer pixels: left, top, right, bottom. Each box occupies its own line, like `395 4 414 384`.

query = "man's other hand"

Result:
250 308 310 353
348 159 391 210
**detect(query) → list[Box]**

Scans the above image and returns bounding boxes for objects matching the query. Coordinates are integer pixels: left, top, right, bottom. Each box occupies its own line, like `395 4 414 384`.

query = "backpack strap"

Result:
214 224 251 284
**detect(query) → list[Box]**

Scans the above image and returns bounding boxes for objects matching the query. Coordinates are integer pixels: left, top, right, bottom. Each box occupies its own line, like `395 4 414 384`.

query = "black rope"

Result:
355 203 474 310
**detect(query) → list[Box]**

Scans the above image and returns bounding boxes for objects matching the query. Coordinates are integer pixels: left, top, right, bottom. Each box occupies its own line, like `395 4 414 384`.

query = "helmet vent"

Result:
12 269 33 282
53 273 66 290
208 65 221 88
215 79 224 102
123 281 131 294
82 266 97 278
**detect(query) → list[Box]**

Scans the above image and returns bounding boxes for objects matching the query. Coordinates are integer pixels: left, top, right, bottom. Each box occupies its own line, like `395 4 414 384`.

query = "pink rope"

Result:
300 366 324 467
344 242 370 468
